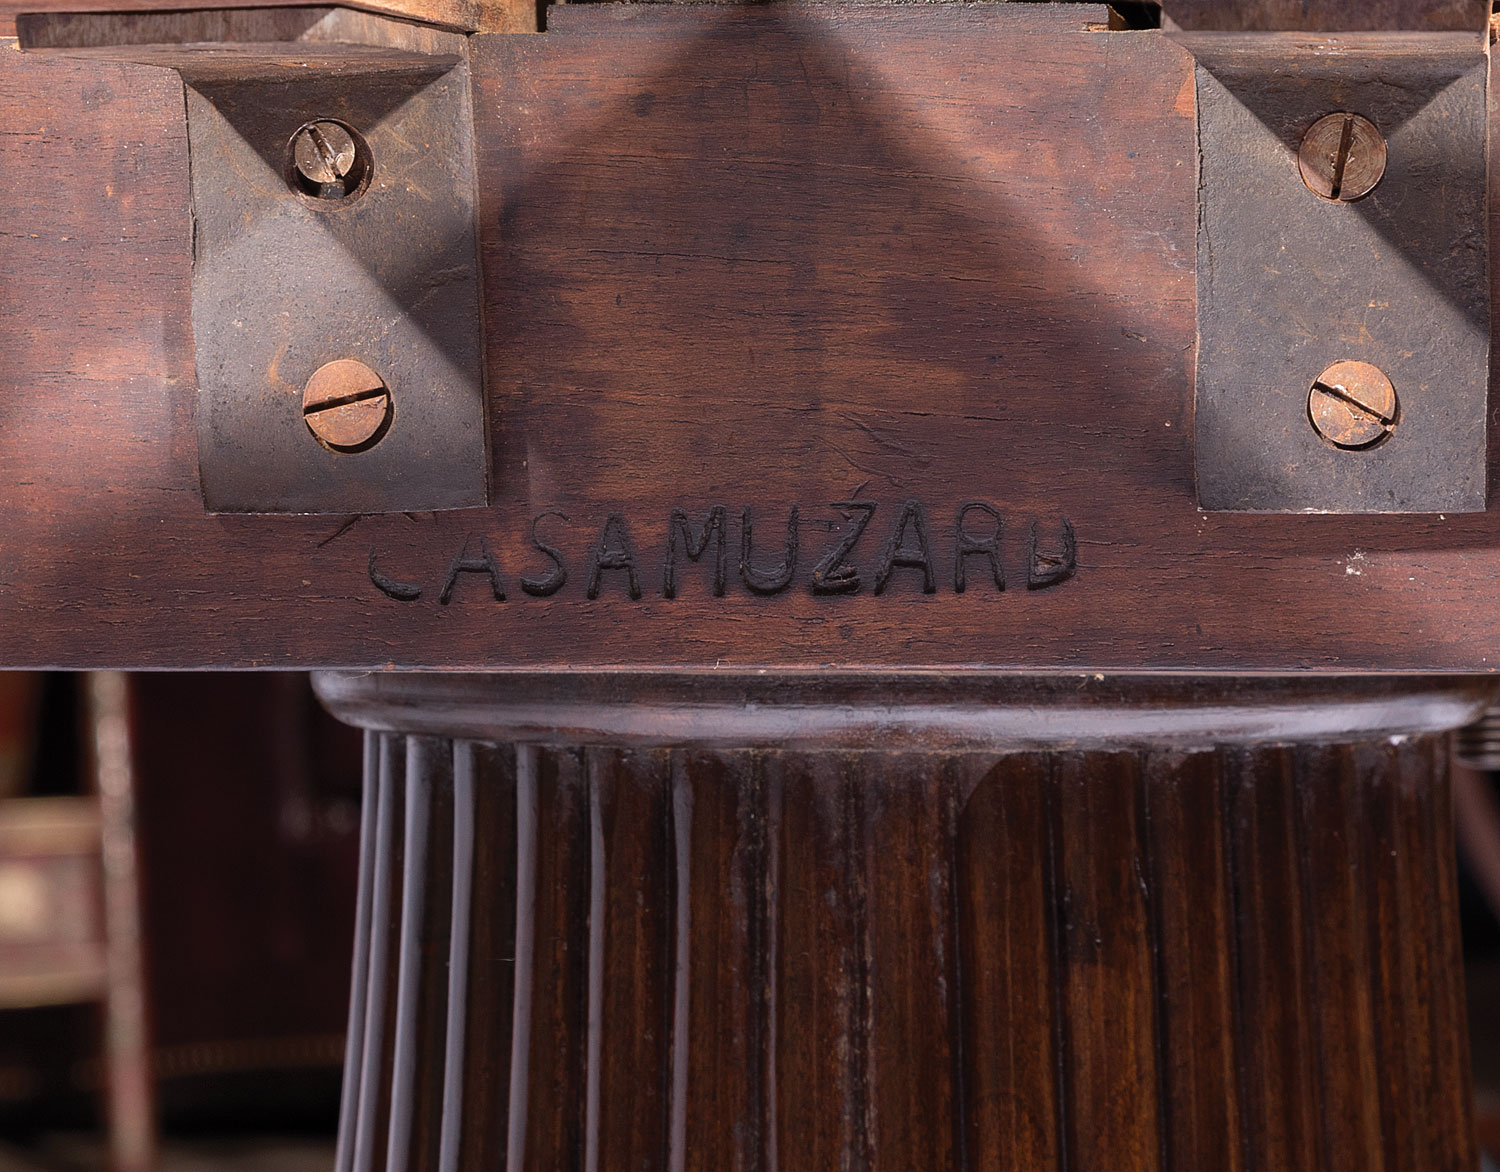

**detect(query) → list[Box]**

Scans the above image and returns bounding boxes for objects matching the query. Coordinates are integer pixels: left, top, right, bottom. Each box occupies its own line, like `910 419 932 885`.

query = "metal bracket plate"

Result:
187 64 488 514
18 8 490 515
1173 21 1490 513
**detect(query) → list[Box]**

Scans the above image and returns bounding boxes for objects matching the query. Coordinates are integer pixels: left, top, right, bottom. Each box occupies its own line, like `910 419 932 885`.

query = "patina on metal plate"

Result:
187 60 489 514
1188 33 1489 513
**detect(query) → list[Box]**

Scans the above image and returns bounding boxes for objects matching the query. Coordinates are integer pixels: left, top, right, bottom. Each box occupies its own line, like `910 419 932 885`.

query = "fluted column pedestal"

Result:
314 673 1492 1172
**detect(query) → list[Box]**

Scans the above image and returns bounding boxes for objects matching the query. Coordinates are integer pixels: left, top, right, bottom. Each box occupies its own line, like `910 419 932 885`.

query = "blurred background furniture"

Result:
0 675 152 1172
0 675 361 1172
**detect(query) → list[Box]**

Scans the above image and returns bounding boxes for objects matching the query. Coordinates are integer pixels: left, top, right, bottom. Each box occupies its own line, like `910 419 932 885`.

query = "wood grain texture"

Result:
1162 0 1491 33
0 0 530 39
3 5 1500 669
330 700 1478 1171
1141 750 1244 1172
14 7 469 63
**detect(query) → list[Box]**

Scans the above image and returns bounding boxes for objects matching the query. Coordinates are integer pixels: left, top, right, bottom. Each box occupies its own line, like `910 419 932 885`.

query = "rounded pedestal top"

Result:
314 672 1496 750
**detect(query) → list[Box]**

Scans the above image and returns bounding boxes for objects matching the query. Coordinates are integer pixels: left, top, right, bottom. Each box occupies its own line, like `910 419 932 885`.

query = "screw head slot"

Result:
287 120 372 203
1299 113 1387 202
303 359 393 452
1308 361 1398 450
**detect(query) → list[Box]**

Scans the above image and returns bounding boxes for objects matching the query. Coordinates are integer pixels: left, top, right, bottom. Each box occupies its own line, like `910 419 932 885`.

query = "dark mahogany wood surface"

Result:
1163 0 1491 32
0 0 536 39
329 678 1478 1172
4 4 1500 670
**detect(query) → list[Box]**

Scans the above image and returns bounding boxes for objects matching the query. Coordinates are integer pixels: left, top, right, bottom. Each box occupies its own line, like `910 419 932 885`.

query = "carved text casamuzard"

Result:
368 500 1076 603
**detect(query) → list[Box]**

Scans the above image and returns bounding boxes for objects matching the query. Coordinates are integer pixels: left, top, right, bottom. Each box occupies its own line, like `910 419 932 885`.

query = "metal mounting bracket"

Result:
18 7 490 515
1164 1 1491 513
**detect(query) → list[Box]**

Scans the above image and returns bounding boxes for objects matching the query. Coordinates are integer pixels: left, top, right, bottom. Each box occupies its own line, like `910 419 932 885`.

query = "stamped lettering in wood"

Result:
663 506 728 599
368 501 1078 604
439 534 507 605
953 501 1005 594
810 500 878 595
520 511 569 598
740 505 799 596
587 512 643 601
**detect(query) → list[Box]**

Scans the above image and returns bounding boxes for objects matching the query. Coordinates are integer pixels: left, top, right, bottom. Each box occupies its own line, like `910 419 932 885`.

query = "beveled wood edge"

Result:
5 0 483 37
312 672 1499 749
1 0 550 40
1159 0 1491 34
14 5 470 67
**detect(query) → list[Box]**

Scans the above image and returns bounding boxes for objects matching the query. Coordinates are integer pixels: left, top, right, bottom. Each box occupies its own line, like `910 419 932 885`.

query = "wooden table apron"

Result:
1 5 1495 1171
0 4 1498 672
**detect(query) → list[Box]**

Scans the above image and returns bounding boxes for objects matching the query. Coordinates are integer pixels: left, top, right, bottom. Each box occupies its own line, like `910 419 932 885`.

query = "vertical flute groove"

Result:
384 739 433 1172
945 760 971 1172
1141 754 1172 1172
328 723 1473 1172
335 732 380 1172
437 743 476 1172
353 735 401 1172
584 754 606 1172
506 746 539 1172
1360 746 1398 1172
764 757 783 1172
667 755 693 1172
1042 758 1071 1172
1292 747 1330 1172
843 758 874 1172
1220 750 1255 1172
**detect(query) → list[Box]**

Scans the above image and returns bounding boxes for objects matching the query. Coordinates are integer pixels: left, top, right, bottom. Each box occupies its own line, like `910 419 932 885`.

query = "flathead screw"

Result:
288 121 369 200
1299 113 1387 202
303 359 392 452
293 122 355 185
1308 361 1398 450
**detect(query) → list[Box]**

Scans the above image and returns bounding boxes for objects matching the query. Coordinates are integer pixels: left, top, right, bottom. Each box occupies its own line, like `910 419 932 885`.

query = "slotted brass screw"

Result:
293 122 356 185
1299 113 1387 202
289 121 370 200
1308 361 1398 450
303 359 392 452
